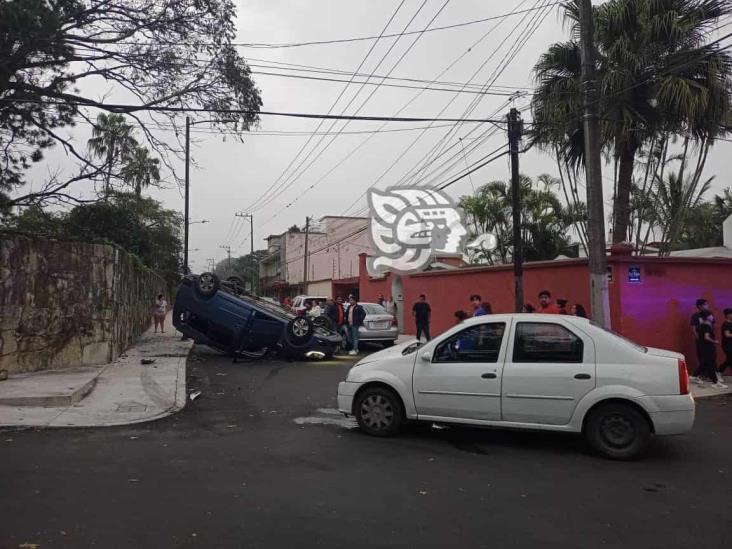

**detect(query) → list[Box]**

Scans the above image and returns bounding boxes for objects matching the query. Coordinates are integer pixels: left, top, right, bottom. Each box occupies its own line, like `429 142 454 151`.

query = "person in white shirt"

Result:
153 294 168 333
308 300 323 318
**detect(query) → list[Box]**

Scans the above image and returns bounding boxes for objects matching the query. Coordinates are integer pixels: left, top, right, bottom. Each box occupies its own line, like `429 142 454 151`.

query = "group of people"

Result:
318 296 365 356
690 298 731 388
410 290 588 343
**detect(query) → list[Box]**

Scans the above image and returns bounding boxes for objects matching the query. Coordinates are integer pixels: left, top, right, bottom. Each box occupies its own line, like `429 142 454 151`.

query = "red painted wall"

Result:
358 253 732 372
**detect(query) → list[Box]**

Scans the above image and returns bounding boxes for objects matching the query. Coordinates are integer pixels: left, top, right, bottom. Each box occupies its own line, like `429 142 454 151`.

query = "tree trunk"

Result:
612 141 637 243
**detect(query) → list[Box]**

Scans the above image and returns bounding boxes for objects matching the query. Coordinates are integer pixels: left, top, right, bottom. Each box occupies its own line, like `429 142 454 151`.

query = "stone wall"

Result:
0 232 165 374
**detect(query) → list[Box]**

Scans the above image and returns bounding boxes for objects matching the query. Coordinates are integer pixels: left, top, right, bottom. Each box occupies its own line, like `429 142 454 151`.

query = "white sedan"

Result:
337 314 694 459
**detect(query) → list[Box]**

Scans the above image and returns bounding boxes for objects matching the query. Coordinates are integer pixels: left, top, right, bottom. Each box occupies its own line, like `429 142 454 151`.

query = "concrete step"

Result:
0 367 102 407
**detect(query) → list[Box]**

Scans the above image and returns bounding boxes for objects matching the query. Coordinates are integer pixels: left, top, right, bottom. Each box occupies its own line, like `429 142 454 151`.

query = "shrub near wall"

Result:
0 232 164 374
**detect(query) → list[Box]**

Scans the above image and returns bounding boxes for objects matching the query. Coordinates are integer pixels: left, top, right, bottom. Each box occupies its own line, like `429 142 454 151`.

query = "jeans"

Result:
416 321 430 341
349 325 360 352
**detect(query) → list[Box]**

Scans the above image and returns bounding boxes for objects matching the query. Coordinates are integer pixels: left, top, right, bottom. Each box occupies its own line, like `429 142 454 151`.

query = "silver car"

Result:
357 303 399 347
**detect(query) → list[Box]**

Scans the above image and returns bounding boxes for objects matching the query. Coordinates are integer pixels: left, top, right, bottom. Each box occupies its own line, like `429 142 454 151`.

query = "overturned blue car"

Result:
173 273 341 359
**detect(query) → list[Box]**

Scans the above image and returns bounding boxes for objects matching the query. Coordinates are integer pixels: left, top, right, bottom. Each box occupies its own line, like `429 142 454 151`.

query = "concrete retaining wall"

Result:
0 232 165 374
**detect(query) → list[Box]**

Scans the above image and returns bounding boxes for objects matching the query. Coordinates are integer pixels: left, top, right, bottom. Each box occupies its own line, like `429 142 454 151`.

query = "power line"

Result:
226 3 563 49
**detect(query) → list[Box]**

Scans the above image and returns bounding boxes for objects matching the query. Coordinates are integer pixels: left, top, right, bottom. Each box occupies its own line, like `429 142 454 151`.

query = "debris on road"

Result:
0 368 8 381
140 358 156 365
190 390 202 401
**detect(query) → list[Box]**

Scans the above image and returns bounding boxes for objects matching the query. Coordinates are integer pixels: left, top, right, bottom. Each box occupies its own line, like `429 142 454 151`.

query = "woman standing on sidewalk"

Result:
153 294 168 333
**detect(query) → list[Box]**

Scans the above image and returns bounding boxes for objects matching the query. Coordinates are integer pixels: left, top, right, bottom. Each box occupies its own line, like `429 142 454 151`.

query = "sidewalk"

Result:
0 312 192 428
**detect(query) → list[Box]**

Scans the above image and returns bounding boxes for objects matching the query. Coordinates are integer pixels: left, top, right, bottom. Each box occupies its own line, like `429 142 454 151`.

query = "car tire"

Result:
383 340 395 347
312 316 335 331
354 386 404 437
195 272 220 298
283 316 314 349
585 402 651 460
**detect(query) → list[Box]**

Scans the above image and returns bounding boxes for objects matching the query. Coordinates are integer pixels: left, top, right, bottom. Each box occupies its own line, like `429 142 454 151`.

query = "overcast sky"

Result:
28 1 732 271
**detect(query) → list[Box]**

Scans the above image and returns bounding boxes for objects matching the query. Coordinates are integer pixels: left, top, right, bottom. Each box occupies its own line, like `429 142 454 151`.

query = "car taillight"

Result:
678 358 689 395
391 316 398 326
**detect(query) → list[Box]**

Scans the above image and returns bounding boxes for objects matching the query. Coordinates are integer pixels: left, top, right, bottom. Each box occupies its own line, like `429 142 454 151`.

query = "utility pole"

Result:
235 212 256 293
579 0 611 327
219 245 231 275
508 107 524 313
207 258 215 272
302 216 310 294
183 116 191 274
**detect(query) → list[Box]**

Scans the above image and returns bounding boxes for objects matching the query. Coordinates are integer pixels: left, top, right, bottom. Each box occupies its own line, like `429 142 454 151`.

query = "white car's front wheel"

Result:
355 387 404 437
585 402 651 460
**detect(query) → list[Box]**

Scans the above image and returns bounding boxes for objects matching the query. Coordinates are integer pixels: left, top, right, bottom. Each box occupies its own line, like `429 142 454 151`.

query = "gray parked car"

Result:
355 302 399 347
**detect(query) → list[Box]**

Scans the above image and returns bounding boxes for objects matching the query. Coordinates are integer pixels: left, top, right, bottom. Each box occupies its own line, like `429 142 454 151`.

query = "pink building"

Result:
260 216 370 300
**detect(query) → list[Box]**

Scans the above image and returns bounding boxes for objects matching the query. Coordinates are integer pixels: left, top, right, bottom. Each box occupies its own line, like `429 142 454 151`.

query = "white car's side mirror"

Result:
420 351 431 362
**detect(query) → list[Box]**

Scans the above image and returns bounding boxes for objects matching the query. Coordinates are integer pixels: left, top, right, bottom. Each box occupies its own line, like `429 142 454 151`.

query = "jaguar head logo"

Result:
367 187 468 275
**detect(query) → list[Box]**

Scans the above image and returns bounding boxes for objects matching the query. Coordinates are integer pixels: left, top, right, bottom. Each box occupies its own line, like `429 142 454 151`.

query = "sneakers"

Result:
712 382 729 389
348 350 358 356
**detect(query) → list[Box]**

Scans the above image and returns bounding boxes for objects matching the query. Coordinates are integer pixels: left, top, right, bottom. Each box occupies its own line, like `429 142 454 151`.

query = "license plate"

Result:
372 322 389 329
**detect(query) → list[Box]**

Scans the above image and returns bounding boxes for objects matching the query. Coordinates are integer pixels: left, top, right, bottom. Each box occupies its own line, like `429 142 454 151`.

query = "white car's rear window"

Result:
590 321 647 353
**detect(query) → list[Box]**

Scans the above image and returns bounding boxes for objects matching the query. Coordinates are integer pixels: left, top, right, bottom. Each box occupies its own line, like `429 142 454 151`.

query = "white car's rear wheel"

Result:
355 387 403 437
585 402 651 460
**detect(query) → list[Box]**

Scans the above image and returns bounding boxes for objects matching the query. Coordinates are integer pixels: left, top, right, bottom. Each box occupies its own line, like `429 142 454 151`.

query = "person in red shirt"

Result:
537 290 561 314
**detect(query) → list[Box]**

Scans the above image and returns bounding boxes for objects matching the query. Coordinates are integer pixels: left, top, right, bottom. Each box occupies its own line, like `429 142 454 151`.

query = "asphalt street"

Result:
1 344 731 549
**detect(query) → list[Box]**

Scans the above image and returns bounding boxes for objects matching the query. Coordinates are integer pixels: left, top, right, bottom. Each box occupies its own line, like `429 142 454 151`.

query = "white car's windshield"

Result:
590 321 647 353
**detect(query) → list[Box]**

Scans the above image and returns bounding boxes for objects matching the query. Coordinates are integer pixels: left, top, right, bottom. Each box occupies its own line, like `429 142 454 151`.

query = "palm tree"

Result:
87 113 139 197
122 145 161 196
460 174 582 264
532 0 732 244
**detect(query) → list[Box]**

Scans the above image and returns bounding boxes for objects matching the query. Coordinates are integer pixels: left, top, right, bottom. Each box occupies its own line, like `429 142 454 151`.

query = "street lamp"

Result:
189 219 209 225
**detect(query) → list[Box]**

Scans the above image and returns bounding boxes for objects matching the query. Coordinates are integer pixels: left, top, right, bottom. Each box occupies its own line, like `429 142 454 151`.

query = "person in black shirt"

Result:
690 298 713 379
719 308 732 377
697 310 726 388
412 294 432 342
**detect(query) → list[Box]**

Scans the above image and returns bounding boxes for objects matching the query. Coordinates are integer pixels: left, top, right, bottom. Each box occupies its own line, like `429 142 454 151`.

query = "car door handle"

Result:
574 373 591 380
481 373 497 379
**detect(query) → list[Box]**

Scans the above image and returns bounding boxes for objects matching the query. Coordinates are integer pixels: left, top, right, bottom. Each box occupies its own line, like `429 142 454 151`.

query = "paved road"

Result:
1 345 730 549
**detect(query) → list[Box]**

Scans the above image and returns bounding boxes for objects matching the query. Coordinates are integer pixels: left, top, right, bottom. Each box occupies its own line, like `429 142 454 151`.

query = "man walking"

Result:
346 296 365 355
691 298 713 380
412 294 432 342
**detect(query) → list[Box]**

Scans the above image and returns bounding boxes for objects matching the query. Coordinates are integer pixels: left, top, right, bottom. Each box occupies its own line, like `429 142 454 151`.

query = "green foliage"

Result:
1 0 262 200
214 250 269 294
675 188 732 249
531 0 732 242
6 193 182 287
459 174 585 265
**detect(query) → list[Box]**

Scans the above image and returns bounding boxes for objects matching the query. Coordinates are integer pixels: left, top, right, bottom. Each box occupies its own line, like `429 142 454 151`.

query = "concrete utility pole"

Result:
183 116 191 274
206 258 215 272
302 216 310 293
578 0 611 327
219 245 232 275
508 107 524 313
235 212 256 293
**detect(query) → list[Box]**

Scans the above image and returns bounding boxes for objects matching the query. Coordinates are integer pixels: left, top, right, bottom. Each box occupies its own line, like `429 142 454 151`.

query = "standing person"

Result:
153 293 168 333
470 294 487 317
537 290 561 314
346 296 366 355
308 299 322 318
412 294 432 342
384 296 397 316
697 311 726 388
691 298 713 379
523 304 536 313
454 310 469 323
571 303 588 318
719 308 732 378
377 294 385 307
557 299 569 315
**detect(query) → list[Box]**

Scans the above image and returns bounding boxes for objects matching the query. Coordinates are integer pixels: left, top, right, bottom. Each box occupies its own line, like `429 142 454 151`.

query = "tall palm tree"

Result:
122 145 161 196
532 0 732 243
87 113 139 197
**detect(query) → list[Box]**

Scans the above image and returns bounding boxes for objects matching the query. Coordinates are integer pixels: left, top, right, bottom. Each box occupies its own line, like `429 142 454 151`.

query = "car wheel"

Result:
585 402 651 460
283 316 314 348
383 340 395 347
355 386 404 437
312 315 334 331
195 272 220 298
